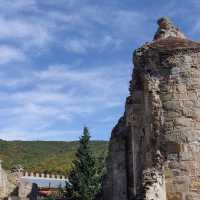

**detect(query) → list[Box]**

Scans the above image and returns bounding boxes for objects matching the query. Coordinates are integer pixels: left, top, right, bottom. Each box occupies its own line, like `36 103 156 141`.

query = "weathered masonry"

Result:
103 18 200 200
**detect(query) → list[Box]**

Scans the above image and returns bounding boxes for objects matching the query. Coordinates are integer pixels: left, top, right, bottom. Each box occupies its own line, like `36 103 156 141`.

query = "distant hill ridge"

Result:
0 140 108 175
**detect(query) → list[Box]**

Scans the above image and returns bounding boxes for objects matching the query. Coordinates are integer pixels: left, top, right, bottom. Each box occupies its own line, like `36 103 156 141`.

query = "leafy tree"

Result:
65 127 101 200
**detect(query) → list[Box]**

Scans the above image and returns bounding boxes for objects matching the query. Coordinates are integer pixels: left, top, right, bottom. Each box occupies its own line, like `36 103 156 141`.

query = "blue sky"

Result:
0 0 200 141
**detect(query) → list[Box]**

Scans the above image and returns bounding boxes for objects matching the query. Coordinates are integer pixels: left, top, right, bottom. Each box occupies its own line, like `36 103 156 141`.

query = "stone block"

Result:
190 179 200 193
186 193 200 200
163 101 182 111
167 192 183 200
180 152 193 161
174 117 193 127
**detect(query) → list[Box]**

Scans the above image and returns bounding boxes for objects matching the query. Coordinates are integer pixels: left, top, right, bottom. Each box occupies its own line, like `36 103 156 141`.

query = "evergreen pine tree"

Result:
65 127 101 200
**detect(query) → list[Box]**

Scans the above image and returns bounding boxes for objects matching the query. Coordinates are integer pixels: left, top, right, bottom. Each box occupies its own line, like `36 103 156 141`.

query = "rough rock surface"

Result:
18 181 38 200
0 161 9 199
0 161 18 199
102 17 200 200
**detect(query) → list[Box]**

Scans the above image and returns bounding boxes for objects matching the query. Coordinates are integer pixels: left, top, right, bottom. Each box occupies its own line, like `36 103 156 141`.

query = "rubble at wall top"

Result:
149 17 200 52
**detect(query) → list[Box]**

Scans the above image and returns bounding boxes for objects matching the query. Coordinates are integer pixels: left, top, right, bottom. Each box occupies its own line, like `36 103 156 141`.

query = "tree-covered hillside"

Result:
0 140 108 175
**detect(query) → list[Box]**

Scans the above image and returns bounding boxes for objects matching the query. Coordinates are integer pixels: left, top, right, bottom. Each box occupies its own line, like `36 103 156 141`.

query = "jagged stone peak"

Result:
153 17 186 40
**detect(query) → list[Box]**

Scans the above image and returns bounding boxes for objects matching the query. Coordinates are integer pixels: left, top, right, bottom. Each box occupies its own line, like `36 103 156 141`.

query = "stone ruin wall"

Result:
0 161 9 199
129 47 200 200
102 18 200 200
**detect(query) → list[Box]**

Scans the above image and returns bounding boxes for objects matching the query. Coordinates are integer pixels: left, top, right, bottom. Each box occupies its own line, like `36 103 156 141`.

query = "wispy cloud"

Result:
0 129 81 141
0 63 131 140
0 17 51 48
1 0 199 141
0 0 37 11
0 45 26 64
0 0 150 56
64 35 122 54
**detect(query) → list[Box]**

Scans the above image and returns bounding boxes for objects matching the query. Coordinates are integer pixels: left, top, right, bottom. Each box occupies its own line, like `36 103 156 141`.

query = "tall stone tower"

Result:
103 18 200 200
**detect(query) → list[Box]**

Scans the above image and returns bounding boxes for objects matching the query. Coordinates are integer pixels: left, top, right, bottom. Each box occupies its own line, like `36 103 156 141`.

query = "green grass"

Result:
0 140 108 175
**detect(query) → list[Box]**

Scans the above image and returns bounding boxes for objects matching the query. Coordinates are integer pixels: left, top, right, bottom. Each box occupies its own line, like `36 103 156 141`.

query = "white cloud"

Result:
0 63 131 140
64 35 122 54
0 131 28 141
65 39 87 54
0 2 51 51
0 0 150 140
0 17 51 49
0 0 150 56
0 129 81 141
40 4 148 54
0 0 37 11
0 45 26 64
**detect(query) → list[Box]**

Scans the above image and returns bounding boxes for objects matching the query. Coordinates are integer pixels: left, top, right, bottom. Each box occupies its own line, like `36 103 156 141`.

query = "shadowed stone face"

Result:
102 18 200 200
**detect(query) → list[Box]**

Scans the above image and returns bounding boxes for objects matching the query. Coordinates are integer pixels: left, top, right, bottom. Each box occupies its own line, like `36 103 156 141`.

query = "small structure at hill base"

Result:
102 17 200 200
0 160 67 200
14 172 67 200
